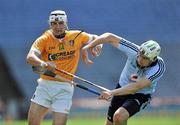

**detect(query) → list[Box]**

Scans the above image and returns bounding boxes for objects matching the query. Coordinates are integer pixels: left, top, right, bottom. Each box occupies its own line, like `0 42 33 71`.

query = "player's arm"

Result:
27 49 56 71
99 77 151 100
82 34 103 64
83 33 122 50
88 34 103 57
106 62 165 99
82 33 122 64
26 36 56 71
111 77 151 95
26 49 47 68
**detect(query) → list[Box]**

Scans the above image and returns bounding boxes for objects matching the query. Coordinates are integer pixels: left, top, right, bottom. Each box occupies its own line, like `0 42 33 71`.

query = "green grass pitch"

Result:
0 116 179 125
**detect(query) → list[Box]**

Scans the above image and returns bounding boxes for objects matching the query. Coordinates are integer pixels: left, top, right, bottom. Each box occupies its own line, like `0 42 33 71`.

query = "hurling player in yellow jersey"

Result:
26 10 102 125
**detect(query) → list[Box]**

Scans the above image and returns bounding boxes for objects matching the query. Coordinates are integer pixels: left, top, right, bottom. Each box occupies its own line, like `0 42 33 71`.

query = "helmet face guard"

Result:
138 50 151 61
139 40 161 62
49 10 68 29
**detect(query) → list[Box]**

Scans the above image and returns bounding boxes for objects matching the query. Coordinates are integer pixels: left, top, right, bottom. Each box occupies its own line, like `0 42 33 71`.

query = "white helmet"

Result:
139 40 161 61
49 10 68 29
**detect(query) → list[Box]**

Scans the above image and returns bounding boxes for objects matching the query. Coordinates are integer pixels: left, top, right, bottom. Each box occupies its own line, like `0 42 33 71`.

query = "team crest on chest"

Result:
69 40 74 46
59 43 65 50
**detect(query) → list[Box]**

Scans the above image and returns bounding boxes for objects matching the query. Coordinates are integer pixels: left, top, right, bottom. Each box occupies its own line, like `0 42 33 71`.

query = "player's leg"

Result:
51 81 74 125
113 97 143 125
105 96 126 125
105 100 126 125
105 84 125 125
52 112 68 125
104 119 113 125
113 107 129 125
28 102 49 125
113 93 151 125
113 99 140 125
28 79 52 125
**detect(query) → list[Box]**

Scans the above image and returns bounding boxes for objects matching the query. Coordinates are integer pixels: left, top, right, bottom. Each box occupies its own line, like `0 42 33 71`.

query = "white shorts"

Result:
31 78 74 114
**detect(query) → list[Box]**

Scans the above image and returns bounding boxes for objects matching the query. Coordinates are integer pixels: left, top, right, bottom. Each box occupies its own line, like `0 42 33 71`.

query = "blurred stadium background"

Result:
0 0 180 124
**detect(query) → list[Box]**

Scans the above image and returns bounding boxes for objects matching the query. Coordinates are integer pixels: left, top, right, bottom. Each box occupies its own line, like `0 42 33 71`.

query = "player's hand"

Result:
91 44 103 57
40 61 56 71
82 47 93 65
99 91 112 101
46 62 56 71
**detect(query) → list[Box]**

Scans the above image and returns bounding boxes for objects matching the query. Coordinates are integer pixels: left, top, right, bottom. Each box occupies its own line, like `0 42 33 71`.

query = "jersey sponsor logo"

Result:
69 40 74 46
48 50 75 61
130 74 138 81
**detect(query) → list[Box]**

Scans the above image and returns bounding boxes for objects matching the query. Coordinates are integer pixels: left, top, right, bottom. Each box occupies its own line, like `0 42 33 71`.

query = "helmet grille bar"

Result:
51 14 65 16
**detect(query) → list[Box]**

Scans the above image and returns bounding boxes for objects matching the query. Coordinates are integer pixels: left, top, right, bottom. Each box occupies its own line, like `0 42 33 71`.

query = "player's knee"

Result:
113 112 127 122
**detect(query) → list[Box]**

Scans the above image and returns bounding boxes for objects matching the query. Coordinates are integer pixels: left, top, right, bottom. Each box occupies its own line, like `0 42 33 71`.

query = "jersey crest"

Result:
69 40 74 46
59 43 65 50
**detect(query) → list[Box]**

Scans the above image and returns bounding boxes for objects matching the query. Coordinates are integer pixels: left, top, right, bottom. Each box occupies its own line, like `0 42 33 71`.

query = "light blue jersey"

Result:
117 39 165 94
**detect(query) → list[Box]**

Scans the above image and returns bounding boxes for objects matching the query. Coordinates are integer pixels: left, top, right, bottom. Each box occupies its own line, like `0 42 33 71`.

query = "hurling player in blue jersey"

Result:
82 33 165 125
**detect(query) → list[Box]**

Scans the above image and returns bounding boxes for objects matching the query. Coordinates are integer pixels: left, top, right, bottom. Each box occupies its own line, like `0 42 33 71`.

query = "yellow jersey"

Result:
31 30 92 81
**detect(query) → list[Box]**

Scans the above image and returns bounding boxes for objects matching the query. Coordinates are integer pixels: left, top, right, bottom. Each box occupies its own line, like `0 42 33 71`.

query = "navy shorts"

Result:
107 84 151 122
